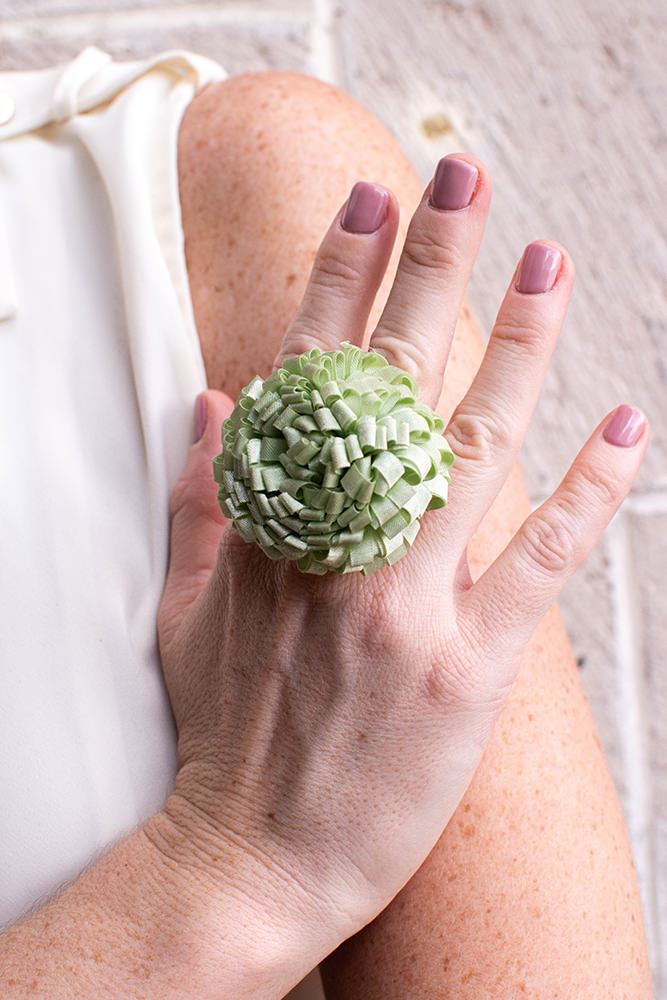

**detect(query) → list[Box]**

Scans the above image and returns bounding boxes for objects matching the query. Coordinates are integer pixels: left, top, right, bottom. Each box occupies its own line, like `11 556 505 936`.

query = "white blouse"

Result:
0 45 226 927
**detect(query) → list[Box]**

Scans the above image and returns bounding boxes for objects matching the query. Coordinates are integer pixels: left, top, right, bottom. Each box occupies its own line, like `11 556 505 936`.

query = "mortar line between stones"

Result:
308 0 340 85
607 511 660 978
1 4 309 37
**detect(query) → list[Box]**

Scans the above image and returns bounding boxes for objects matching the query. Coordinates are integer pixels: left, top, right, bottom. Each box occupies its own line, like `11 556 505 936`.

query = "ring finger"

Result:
432 240 575 552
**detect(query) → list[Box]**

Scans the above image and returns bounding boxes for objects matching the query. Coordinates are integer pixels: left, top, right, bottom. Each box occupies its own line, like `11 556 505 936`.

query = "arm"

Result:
3 153 648 999
1 820 318 999
179 75 653 998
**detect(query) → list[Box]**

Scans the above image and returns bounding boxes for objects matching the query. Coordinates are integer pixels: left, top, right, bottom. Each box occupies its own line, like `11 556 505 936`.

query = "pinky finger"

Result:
460 405 649 661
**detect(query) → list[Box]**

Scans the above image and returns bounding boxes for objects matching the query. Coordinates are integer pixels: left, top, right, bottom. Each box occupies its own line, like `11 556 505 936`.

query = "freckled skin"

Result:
178 70 652 999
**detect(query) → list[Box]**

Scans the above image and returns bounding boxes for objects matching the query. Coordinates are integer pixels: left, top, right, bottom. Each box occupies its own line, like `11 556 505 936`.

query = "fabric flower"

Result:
213 342 454 575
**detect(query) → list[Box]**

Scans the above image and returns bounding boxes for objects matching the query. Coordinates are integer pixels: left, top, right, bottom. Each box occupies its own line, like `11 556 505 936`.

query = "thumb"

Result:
162 390 235 625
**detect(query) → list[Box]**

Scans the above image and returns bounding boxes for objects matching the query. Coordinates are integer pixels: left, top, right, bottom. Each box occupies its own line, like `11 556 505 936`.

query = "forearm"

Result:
1 814 313 1000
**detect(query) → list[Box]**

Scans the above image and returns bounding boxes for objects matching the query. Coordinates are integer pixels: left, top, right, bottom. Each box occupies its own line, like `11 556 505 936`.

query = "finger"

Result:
274 182 399 368
370 155 491 407
459 406 649 662
432 240 574 551
160 390 235 640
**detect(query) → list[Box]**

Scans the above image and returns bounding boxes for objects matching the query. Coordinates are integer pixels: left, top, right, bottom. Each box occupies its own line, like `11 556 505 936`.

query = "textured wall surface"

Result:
1 1 664 996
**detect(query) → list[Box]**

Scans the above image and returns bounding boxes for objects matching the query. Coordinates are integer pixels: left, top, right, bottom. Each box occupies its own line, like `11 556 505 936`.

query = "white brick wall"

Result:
2 0 664 994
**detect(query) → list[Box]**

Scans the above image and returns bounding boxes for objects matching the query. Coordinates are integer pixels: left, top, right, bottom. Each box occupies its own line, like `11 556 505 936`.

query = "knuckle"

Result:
311 248 367 294
371 325 439 385
520 509 573 576
492 311 552 357
571 460 620 510
425 643 479 708
169 471 220 525
401 227 465 277
349 575 423 669
168 475 191 520
445 408 513 464
276 330 334 365
349 583 405 658
424 635 511 719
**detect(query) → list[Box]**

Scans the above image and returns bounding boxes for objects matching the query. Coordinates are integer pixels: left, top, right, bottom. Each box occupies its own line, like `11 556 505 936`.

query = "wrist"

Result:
3 817 309 1000
143 798 338 998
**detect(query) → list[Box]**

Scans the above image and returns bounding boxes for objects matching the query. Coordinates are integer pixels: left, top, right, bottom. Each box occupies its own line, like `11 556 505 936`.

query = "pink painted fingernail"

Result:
516 242 562 294
341 182 389 233
430 156 478 210
603 405 647 447
194 393 208 441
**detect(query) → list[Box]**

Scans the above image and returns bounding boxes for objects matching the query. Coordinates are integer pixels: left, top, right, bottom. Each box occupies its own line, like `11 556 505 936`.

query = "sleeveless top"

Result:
0 46 227 926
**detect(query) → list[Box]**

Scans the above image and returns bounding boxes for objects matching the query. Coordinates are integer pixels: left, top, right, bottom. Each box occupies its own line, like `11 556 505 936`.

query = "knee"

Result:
186 69 392 157
178 69 420 208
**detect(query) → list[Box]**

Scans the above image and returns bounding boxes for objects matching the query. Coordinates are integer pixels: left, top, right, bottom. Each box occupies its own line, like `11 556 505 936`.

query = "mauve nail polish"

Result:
603 405 646 447
516 242 562 294
341 182 389 234
430 157 478 210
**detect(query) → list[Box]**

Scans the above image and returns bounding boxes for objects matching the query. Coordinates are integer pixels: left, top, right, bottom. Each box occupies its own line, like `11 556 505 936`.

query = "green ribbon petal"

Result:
213 342 455 575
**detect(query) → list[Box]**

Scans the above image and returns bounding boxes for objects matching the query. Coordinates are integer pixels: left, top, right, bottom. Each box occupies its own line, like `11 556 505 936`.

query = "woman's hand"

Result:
153 156 648 972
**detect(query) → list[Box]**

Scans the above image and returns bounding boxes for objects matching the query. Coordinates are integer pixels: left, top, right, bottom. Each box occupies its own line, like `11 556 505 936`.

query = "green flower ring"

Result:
213 342 454 576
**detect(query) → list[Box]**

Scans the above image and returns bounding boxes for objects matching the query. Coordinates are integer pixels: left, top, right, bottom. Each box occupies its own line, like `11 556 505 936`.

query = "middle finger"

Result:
371 154 491 408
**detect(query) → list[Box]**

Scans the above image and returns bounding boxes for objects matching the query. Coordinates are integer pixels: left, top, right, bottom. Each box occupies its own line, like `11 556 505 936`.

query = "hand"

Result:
153 157 648 969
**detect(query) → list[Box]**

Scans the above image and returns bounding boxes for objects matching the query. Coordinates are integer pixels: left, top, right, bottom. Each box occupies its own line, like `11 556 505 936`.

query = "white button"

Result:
0 94 16 126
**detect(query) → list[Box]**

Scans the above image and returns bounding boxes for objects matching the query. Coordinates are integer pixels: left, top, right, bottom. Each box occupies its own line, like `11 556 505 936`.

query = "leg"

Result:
177 71 652 997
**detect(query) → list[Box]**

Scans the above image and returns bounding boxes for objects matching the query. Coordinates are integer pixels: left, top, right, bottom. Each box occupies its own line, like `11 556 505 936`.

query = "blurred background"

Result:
1 0 664 995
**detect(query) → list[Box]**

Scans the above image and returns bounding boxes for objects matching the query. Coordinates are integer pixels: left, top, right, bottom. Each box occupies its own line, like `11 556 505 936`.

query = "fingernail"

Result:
194 393 208 441
516 242 562 294
603 405 646 447
341 182 389 234
430 156 478 210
